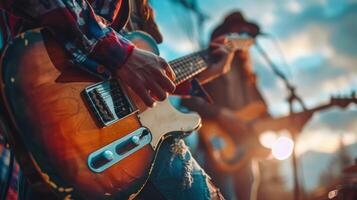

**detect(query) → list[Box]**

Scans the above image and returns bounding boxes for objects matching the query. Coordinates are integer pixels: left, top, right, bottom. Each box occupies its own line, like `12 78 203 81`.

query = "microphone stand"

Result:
173 0 209 48
254 40 306 200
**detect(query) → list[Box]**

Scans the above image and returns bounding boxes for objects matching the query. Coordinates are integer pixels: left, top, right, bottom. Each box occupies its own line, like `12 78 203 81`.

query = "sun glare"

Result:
272 136 294 160
259 131 278 148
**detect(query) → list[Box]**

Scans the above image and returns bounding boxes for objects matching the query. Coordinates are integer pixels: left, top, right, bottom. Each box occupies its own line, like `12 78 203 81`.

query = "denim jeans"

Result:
146 137 222 200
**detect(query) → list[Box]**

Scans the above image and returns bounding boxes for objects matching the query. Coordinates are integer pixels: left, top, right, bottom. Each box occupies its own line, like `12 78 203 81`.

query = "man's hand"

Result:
196 36 235 84
115 48 176 107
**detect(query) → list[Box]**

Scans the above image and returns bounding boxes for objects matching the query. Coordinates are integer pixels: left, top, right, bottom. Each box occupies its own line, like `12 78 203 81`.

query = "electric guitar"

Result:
0 29 253 199
200 95 357 173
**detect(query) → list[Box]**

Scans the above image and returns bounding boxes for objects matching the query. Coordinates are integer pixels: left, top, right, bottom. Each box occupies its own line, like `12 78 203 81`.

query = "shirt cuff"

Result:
89 30 135 72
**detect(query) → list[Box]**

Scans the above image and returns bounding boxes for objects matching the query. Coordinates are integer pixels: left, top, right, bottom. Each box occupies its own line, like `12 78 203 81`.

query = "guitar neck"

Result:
307 104 331 113
167 33 254 85
169 49 210 85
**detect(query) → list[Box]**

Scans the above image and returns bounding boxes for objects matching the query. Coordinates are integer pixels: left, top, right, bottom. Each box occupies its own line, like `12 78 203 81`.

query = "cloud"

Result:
253 7 357 113
286 1 303 13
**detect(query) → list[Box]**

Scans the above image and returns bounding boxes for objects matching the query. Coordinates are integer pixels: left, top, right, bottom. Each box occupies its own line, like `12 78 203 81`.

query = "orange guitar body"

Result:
0 29 201 199
199 102 270 173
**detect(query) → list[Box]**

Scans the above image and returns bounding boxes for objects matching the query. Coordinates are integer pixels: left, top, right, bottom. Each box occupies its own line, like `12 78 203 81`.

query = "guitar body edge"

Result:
199 116 268 173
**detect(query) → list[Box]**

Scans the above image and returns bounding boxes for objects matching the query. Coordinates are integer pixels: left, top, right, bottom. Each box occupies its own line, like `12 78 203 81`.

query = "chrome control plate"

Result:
87 127 152 173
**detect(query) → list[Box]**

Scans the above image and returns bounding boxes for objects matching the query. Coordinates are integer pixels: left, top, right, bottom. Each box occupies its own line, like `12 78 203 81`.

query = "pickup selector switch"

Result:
131 136 140 146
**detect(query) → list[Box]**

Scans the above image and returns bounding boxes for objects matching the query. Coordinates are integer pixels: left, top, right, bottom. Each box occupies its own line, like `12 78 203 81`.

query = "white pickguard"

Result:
138 99 201 149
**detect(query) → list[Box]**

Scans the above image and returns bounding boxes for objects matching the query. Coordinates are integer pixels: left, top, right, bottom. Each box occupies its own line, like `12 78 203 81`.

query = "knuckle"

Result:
157 75 170 85
142 94 154 106
147 99 155 107
157 56 165 63
158 58 169 68
158 92 167 101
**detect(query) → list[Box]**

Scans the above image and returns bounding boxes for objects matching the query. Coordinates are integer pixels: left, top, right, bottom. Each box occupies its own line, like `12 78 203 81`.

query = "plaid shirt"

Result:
0 135 19 200
0 0 134 75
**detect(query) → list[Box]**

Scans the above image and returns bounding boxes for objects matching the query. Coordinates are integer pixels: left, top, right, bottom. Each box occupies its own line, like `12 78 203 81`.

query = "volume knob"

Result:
90 150 114 169
102 150 114 161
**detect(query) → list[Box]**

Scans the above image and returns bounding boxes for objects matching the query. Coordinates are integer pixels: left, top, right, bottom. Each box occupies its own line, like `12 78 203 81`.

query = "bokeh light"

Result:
259 131 278 148
272 136 294 160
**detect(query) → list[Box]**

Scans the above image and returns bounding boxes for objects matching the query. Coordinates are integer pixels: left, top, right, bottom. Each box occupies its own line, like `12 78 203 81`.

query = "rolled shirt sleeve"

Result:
1 0 134 73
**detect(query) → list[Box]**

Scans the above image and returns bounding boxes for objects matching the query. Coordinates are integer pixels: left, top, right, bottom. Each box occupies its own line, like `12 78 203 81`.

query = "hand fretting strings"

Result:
97 33 251 98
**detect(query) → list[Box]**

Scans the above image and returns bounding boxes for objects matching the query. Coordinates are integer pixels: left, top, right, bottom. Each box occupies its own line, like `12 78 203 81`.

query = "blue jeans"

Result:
147 137 222 200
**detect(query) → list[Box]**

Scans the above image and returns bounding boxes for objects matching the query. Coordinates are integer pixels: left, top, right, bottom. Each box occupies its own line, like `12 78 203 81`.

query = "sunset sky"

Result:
150 0 357 193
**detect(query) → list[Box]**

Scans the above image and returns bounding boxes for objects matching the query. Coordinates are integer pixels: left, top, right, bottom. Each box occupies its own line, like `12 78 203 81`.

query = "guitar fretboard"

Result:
169 50 209 85
166 33 254 85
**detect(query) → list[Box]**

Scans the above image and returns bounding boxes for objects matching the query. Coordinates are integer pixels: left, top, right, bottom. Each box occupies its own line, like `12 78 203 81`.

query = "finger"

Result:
128 81 155 107
144 74 168 101
209 42 223 50
211 47 230 57
165 65 176 82
210 41 233 54
149 66 176 93
158 57 176 81
211 35 227 43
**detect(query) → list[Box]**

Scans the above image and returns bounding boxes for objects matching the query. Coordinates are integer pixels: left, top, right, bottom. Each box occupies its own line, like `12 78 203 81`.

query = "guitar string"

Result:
91 92 132 111
94 55 208 97
93 51 209 101
168 39 248 80
171 56 207 83
92 51 215 114
174 62 207 84
92 39 247 113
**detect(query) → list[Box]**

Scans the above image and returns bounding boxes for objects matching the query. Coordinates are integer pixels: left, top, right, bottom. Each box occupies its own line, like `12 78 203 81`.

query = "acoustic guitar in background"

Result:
199 94 357 173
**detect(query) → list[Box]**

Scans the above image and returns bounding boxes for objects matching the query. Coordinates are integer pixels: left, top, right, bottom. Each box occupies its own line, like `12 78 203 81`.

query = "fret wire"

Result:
169 51 209 84
175 59 191 79
181 59 195 80
174 62 187 80
175 67 206 85
176 62 190 82
177 59 203 82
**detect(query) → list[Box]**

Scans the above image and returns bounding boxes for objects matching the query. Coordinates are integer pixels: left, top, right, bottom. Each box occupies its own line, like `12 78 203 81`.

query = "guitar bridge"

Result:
83 80 135 126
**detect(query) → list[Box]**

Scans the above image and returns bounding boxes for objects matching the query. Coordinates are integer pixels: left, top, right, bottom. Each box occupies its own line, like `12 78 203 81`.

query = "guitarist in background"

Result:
0 0 236 199
181 11 269 200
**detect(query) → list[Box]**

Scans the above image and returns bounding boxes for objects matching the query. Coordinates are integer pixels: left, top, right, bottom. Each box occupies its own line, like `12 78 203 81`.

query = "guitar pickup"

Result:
83 80 135 126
